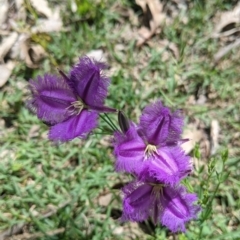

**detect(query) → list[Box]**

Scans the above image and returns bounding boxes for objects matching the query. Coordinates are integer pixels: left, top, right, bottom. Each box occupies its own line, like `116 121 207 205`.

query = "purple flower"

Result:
121 175 201 232
113 101 191 185
27 56 115 142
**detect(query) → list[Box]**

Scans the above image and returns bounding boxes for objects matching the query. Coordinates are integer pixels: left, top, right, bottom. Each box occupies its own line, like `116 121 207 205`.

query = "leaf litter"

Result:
135 0 188 46
213 2 240 62
0 0 63 86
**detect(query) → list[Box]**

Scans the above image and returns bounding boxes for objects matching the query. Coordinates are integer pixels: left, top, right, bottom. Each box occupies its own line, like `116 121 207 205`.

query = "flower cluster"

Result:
114 101 201 232
27 56 200 233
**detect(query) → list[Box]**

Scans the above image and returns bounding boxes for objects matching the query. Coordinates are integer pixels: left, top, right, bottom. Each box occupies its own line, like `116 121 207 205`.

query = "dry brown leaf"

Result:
15 0 27 21
213 3 240 37
28 125 40 139
98 193 112 207
210 119 220 155
147 0 165 26
0 32 18 62
212 3 240 63
30 0 63 33
0 65 11 87
214 38 240 63
0 61 15 88
9 33 26 59
182 124 203 154
135 0 147 11
0 0 63 74
0 0 9 27
28 44 47 63
136 0 166 46
31 19 63 33
159 39 179 59
13 35 47 68
0 29 9 36
30 0 53 19
138 26 152 40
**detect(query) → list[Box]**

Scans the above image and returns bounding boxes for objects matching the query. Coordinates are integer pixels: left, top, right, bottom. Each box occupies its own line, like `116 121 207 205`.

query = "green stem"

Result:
104 113 119 131
198 181 221 239
91 131 113 135
99 114 116 132
205 182 221 214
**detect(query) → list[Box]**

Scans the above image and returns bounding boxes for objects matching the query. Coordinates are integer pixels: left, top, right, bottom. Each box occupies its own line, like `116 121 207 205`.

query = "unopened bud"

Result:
118 110 130 133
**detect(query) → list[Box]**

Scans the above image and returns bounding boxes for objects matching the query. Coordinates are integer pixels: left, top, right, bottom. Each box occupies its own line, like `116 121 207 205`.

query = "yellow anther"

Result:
144 144 158 158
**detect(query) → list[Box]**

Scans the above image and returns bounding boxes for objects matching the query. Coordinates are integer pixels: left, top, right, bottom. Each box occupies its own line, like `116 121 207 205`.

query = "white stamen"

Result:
66 99 87 115
144 144 158 159
150 183 164 200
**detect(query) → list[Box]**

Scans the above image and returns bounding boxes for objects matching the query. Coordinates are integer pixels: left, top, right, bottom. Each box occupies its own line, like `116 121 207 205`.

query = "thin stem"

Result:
198 181 221 239
206 182 220 211
92 126 114 135
91 131 113 135
104 113 119 131
99 114 116 132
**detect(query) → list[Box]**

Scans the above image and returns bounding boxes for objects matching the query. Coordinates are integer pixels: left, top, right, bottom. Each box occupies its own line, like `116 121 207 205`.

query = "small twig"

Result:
6 227 65 240
214 38 240 63
212 27 240 38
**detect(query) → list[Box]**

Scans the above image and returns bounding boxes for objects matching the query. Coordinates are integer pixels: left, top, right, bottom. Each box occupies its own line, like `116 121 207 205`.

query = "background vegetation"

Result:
0 0 239 239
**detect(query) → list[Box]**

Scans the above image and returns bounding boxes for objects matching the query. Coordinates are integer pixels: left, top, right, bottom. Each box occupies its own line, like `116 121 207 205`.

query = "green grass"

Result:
0 0 240 239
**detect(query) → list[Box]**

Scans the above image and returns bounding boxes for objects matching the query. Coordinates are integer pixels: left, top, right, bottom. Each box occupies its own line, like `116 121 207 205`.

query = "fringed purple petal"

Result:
69 56 110 108
113 124 146 174
140 100 184 145
121 180 154 222
27 74 76 124
168 109 184 142
160 185 201 233
49 110 98 142
143 146 192 185
120 177 201 233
